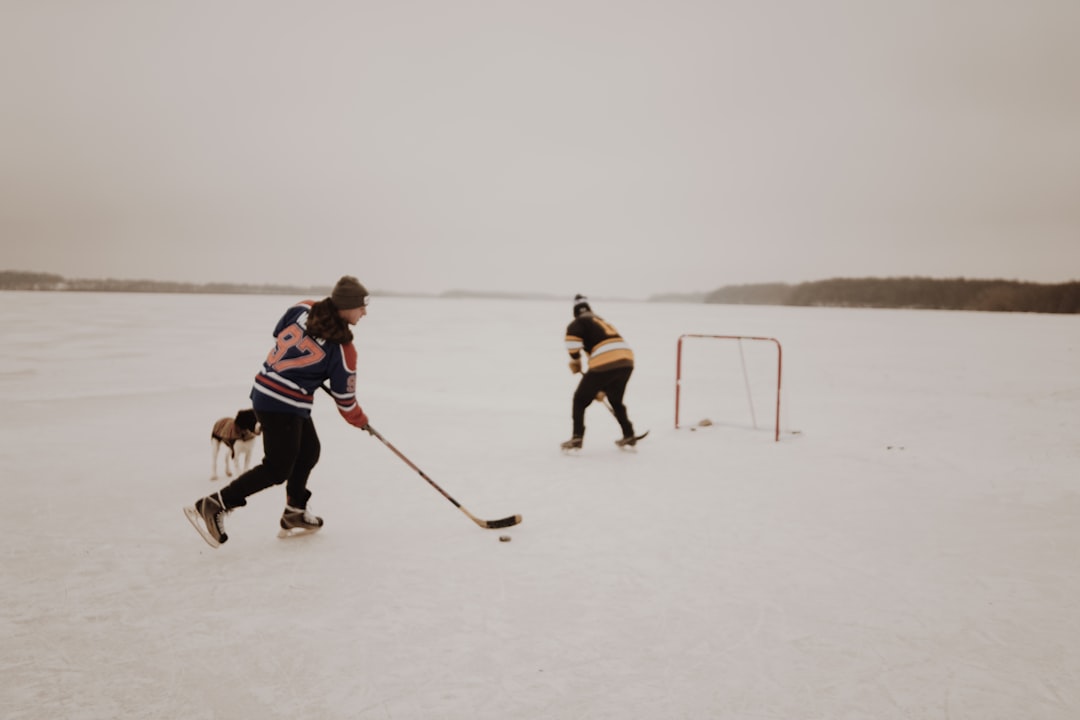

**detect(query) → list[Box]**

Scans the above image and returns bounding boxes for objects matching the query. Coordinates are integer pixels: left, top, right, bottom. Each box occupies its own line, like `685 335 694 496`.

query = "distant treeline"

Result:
705 277 1080 314
0 271 336 297
4 270 1078 313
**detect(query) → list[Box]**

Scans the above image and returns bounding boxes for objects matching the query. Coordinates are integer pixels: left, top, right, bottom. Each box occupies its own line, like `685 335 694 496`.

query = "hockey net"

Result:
675 334 784 441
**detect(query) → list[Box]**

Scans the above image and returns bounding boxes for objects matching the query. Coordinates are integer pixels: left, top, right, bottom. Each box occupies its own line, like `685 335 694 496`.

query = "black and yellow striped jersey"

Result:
564 312 634 372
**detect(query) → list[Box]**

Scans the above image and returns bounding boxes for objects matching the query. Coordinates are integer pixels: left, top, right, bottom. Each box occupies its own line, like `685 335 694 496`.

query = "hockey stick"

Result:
573 367 616 417
366 424 522 529
321 385 522 530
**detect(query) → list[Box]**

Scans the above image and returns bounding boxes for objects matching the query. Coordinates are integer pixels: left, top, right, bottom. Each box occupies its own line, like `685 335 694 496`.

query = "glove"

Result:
343 404 369 430
595 391 606 402
568 358 582 374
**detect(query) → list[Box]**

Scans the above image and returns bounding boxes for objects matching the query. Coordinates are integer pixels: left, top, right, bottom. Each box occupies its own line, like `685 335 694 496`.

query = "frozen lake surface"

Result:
2 291 1078 719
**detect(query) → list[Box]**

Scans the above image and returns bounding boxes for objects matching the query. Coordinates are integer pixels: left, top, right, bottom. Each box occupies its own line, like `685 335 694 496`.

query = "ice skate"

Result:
278 504 324 538
615 430 649 449
184 491 229 548
560 436 583 453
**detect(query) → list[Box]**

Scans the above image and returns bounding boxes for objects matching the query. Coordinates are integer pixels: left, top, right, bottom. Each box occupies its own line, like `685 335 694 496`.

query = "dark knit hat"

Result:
331 275 369 310
573 293 591 316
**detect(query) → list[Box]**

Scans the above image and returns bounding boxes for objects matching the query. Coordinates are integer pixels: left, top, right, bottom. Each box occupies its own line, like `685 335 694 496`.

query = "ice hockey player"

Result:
561 294 639 451
185 275 372 547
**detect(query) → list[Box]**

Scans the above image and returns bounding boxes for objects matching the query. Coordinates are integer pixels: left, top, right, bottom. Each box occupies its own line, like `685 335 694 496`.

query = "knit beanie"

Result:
573 293 591 316
331 276 369 310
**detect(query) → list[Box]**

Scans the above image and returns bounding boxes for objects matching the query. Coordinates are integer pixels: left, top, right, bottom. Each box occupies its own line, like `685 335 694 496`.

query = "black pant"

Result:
219 410 320 510
572 365 635 439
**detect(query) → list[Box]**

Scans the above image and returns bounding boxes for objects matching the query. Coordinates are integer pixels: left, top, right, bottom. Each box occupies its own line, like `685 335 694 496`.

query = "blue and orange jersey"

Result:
250 300 367 427
565 312 634 372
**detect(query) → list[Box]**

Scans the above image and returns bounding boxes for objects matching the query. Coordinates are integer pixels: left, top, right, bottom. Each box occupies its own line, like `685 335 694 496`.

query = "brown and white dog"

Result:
210 409 261 480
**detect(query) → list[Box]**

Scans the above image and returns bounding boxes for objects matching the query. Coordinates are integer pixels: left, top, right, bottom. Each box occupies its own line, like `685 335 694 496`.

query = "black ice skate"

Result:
615 430 649 449
278 505 324 539
184 491 229 548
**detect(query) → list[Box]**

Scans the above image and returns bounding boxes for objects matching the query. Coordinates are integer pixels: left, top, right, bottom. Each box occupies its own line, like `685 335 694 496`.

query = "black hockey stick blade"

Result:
476 513 522 529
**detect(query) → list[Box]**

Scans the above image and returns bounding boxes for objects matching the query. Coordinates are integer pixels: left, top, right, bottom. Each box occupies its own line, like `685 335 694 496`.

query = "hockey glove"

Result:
342 404 369 430
595 391 606 402
568 358 582 374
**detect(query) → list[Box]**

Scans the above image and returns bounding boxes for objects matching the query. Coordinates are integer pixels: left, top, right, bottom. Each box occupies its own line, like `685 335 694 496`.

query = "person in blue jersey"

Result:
185 276 371 547
561 294 638 451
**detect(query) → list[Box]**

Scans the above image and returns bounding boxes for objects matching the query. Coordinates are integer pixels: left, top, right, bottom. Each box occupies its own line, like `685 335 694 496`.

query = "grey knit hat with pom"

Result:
331 276 369 310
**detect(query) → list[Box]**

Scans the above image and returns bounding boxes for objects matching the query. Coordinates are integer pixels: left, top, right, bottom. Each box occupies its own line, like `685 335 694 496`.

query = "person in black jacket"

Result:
561 294 639 450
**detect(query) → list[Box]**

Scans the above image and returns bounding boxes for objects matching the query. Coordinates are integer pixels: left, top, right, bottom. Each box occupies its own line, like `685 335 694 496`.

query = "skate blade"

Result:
183 506 221 548
277 526 321 539
616 431 650 450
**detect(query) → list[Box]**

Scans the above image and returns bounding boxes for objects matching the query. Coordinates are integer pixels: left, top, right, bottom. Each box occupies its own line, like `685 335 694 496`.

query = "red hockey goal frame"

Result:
675 334 783 441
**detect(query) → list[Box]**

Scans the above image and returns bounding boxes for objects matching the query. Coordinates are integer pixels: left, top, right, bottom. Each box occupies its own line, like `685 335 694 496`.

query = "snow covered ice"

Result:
1 290 1078 719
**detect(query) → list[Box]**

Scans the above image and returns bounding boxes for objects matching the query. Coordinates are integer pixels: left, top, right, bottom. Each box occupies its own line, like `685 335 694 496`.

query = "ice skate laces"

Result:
209 493 228 533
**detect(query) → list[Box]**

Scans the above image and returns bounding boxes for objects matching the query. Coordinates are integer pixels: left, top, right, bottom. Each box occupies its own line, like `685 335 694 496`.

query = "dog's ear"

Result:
235 409 258 432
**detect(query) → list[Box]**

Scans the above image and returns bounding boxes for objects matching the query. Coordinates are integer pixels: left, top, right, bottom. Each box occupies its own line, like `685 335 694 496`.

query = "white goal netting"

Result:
675 334 784 441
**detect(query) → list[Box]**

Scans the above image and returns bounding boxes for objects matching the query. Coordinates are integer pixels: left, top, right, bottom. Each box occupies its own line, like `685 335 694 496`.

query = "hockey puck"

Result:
499 535 511 542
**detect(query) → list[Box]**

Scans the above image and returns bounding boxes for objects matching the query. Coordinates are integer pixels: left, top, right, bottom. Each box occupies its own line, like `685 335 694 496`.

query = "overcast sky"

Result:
2 1 1078 299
